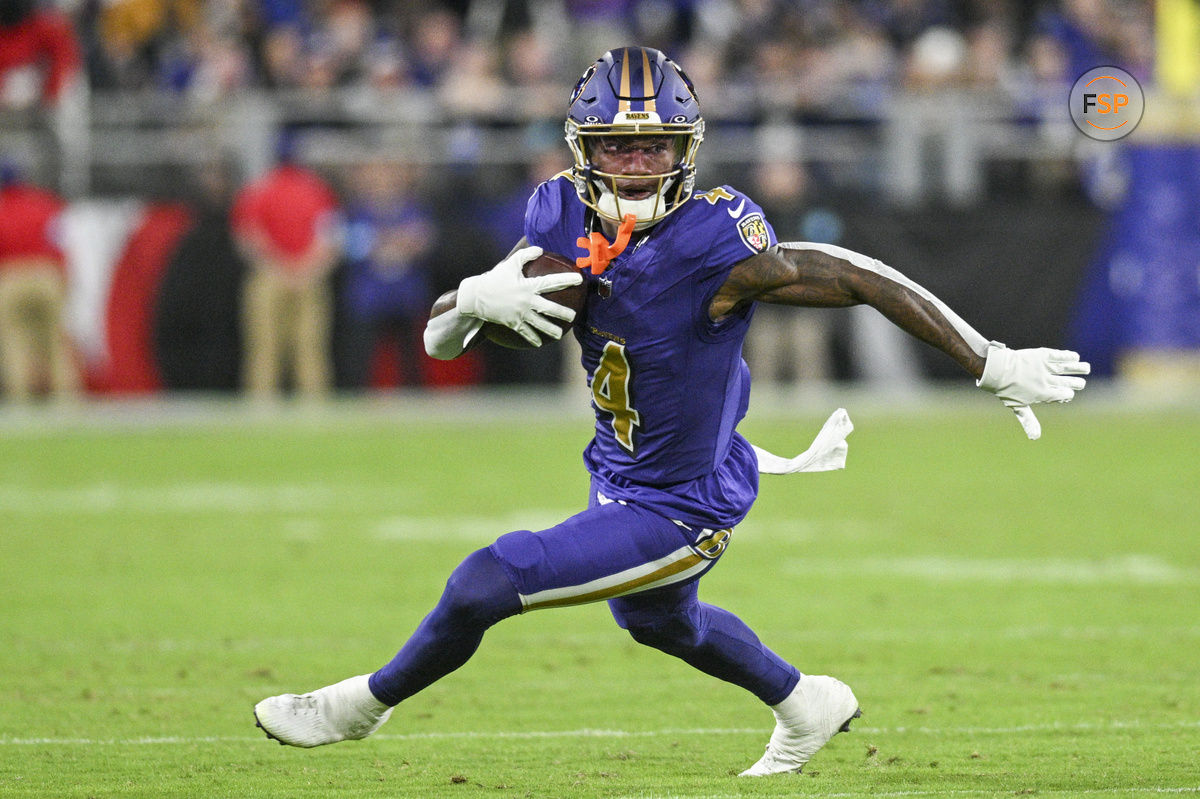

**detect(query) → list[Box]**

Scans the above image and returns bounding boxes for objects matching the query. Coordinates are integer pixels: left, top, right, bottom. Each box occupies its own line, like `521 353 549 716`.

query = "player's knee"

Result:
438 581 486 628
625 617 702 653
436 549 520 629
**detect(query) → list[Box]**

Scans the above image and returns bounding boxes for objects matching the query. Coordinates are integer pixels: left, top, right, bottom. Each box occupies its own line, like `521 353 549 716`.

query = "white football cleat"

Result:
739 674 861 776
254 674 393 748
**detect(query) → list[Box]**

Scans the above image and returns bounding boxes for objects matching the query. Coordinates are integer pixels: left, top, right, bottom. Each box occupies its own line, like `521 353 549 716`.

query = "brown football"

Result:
482 252 587 349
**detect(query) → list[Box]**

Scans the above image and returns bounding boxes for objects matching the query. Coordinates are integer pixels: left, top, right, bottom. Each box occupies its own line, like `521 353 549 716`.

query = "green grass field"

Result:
1 391 1197 798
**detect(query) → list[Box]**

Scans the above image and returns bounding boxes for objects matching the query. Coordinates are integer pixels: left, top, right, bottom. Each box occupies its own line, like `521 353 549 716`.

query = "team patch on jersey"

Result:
736 212 770 253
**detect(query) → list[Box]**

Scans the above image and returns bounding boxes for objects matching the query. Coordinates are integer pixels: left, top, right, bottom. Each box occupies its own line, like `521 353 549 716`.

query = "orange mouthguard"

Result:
575 214 636 275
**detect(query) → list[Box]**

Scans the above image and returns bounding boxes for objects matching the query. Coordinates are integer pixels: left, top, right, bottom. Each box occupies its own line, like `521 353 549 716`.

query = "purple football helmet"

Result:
565 47 705 229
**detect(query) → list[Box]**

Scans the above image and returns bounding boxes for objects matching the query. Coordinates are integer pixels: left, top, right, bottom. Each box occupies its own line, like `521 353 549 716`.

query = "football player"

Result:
255 47 1088 776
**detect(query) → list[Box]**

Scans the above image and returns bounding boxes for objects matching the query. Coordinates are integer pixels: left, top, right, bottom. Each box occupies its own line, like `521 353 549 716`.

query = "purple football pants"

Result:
368 499 800 707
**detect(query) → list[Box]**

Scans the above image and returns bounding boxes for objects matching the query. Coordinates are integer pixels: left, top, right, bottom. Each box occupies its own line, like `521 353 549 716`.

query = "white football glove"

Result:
455 246 583 347
977 342 1090 440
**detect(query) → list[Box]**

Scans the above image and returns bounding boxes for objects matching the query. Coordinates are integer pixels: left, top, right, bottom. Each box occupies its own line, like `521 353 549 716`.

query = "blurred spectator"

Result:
438 37 505 117
408 8 461 87
96 0 202 89
1034 0 1118 83
231 140 341 398
0 163 79 401
560 0 635 72
903 25 968 88
259 21 307 88
257 0 306 29
0 0 81 109
160 13 253 100
338 159 436 390
742 155 837 384
502 29 564 118
362 35 409 90
963 18 1016 89
318 0 375 84
154 158 244 391
867 0 958 50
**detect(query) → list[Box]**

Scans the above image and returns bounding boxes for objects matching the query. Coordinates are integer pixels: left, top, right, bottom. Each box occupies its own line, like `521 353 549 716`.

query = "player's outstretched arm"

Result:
711 243 1088 439
424 237 583 359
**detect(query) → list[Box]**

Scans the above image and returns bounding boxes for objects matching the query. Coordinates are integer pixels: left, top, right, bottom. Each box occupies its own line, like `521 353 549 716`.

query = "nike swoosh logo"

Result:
727 199 745 218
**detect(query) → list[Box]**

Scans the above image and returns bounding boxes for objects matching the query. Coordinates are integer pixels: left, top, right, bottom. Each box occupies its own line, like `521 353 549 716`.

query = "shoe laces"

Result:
287 694 320 715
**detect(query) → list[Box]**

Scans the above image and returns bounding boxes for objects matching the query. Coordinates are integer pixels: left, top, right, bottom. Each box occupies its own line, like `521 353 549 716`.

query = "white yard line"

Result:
782 554 1200 585
0 482 427 515
371 510 579 540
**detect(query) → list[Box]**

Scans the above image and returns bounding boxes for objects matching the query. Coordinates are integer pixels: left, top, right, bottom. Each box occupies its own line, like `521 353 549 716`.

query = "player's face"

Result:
589 136 680 200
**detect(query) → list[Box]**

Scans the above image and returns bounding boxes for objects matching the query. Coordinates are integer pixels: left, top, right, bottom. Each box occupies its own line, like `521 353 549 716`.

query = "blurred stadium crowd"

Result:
3 0 1196 401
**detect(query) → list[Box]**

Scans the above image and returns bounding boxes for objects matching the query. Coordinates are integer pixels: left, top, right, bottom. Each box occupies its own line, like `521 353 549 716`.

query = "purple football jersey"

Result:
525 176 778 529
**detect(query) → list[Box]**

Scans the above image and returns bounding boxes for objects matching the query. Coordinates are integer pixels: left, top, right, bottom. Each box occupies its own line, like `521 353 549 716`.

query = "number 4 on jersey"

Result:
591 341 640 455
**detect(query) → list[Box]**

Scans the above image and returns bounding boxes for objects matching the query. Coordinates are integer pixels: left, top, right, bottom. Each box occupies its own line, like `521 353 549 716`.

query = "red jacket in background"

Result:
231 164 339 266
0 182 66 271
0 9 80 105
